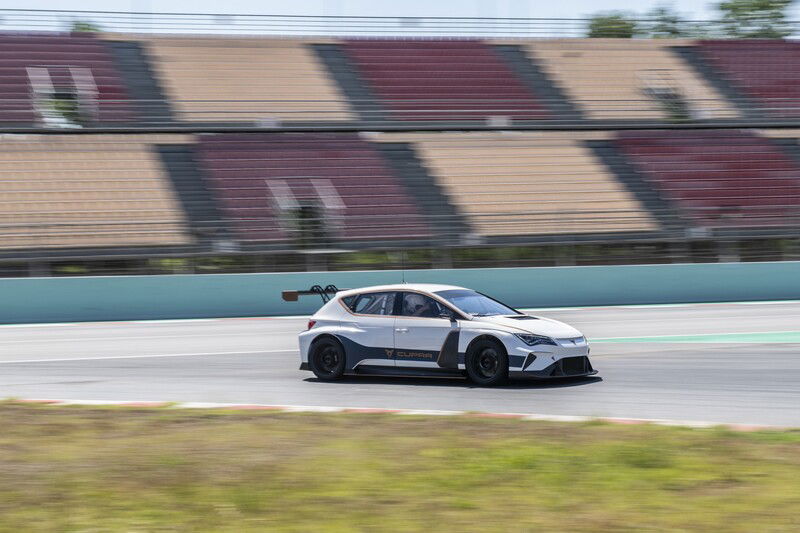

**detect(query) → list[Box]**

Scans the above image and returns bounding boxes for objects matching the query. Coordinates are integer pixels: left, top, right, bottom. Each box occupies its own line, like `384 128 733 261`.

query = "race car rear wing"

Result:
281 284 347 304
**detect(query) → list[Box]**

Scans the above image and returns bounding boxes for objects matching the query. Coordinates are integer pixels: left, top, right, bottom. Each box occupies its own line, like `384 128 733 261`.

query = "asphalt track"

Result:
1 301 799 427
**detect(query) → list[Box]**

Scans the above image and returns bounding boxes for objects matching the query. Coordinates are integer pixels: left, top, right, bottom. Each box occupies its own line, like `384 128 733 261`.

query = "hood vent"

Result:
507 315 538 320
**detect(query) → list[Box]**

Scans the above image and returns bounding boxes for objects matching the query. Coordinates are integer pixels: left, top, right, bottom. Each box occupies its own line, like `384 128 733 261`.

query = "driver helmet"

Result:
404 293 427 315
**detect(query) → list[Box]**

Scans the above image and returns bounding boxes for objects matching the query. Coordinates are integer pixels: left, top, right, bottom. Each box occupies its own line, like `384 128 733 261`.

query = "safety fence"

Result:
0 9 748 37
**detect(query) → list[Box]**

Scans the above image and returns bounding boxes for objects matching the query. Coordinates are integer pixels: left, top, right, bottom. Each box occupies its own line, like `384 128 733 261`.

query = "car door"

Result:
393 291 460 369
339 291 397 368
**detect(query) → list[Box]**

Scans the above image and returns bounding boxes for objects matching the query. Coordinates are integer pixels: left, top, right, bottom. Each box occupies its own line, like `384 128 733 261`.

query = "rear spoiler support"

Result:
282 284 346 304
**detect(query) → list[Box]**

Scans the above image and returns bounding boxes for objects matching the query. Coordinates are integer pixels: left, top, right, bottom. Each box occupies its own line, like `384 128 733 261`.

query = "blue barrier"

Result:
1 261 799 324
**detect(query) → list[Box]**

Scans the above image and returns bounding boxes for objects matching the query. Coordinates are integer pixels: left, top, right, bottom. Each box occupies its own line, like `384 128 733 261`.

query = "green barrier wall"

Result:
2 261 800 324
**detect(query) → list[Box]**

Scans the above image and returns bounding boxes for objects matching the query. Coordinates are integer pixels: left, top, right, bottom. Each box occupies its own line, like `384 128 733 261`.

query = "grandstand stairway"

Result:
492 45 582 121
587 140 685 232
671 46 759 119
375 142 471 243
106 40 174 125
312 43 386 124
156 144 227 244
689 41 800 119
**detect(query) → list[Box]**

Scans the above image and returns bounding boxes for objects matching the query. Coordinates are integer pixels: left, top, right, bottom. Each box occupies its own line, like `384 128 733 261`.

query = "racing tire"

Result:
466 339 508 386
309 338 346 381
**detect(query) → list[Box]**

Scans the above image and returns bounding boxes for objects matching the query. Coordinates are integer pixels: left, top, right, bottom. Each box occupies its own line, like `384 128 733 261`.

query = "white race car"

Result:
286 283 596 386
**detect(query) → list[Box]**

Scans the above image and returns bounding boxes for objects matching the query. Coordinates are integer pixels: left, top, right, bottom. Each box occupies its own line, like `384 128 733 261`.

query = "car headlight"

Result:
513 333 557 346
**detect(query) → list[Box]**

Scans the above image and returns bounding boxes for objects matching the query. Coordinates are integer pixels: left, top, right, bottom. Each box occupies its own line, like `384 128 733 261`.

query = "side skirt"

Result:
352 365 466 379
509 370 598 380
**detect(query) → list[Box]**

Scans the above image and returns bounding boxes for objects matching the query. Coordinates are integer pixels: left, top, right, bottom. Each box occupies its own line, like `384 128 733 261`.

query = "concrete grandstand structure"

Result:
0 25 799 272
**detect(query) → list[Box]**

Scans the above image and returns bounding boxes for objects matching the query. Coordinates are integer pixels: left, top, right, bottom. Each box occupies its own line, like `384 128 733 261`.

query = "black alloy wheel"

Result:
466 339 508 386
309 338 346 381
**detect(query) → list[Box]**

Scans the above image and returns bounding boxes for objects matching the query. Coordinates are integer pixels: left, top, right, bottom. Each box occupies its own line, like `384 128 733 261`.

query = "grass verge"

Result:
0 403 799 532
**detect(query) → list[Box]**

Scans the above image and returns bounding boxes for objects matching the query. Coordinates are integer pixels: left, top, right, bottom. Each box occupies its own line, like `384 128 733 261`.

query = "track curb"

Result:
7 399 788 431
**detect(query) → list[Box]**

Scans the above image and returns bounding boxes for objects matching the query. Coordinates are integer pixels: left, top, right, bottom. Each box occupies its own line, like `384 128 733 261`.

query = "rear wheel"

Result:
466 339 508 386
309 338 346 381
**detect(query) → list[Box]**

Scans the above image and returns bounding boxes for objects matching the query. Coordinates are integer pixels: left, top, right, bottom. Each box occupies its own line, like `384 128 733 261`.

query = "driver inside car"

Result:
404 293 437 318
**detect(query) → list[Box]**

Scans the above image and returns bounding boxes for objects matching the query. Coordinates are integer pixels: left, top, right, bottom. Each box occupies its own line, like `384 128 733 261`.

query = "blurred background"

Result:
1 1 800 277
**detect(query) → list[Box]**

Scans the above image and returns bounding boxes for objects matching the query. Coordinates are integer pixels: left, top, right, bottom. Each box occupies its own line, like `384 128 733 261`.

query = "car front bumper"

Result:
509 355 597 379
505 333 592 372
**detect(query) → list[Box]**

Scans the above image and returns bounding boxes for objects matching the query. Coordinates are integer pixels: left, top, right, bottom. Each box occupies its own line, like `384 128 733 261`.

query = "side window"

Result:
351 292 396 316
341 295 356 310
400 292 450 318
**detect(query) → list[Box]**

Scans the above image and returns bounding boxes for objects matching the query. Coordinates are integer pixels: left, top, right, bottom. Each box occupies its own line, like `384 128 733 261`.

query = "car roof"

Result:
337 283 468 297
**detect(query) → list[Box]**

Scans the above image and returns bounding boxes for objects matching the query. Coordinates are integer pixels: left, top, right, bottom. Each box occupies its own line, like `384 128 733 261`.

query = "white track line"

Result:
591 329 800 341
0 332 302 344
0 317 305 329
0 349 295 365
2 300 800 329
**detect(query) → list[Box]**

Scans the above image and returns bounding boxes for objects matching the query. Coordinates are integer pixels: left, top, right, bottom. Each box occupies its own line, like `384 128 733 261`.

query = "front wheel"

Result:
466 339 508 386
309 338 346 381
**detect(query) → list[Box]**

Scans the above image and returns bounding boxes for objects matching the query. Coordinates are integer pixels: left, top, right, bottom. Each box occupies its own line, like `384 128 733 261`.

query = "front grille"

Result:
561 356 590 376
557 336 585 346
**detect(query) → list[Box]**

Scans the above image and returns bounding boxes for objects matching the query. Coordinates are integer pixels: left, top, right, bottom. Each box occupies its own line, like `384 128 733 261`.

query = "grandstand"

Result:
0 33 791 128
0 13 799 272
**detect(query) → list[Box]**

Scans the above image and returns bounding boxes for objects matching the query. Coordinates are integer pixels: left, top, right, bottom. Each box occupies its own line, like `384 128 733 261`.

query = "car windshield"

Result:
434 289 518 316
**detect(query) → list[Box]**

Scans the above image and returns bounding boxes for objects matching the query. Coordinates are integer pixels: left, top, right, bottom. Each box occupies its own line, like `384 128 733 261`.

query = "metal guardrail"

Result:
0 8 797 37
0 9 699 37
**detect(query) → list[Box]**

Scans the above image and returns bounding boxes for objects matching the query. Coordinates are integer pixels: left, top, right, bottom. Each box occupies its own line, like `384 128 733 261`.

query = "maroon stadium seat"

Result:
341 39 549 121
196 133 430 243
696 40 800 117
615 130 800 228
0 33 134 123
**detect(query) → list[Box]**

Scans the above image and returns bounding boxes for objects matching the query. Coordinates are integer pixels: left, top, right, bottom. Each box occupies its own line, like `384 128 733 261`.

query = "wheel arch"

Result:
309 333 344 350
309 333 361 370
465 334 508 356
